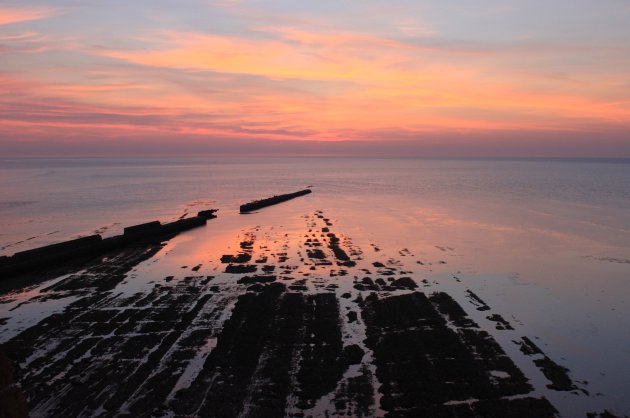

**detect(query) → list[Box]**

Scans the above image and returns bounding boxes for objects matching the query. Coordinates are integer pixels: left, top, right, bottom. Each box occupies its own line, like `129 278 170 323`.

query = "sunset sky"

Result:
1 0 630 156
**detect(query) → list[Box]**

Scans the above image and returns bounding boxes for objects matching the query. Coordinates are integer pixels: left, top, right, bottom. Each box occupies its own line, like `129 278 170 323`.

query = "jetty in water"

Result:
0 209 218 279
240 189 312 213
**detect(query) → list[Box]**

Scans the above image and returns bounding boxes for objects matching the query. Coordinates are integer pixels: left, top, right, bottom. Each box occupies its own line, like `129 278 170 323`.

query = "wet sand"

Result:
0 207 620 417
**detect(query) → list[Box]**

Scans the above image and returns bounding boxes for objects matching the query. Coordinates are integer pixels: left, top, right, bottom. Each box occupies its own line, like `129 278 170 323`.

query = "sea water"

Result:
1 157 630 415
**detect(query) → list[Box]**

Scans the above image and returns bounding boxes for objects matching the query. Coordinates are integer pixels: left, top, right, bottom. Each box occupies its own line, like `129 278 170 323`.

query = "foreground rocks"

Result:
0 350 28 418
0 209 607 417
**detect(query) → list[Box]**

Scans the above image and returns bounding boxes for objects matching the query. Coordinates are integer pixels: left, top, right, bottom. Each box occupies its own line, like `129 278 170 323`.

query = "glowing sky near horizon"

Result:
1 0 630 156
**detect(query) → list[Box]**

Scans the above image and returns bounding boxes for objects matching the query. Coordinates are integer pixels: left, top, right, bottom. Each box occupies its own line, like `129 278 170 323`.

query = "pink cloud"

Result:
0 6 59 26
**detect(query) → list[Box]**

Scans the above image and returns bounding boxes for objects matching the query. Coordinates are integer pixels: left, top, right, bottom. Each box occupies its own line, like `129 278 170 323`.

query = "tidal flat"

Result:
0 202 618 418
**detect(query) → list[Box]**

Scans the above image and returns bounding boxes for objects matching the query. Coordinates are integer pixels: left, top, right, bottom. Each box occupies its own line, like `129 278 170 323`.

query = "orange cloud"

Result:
96 28 630 132
2 24 630 150
102 28 437 82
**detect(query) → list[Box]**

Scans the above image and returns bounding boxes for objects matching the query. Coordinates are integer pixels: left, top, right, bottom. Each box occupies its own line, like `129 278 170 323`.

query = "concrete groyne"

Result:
197 209 218 219
0 210 218 278
124 221 162 238
240 189 312 213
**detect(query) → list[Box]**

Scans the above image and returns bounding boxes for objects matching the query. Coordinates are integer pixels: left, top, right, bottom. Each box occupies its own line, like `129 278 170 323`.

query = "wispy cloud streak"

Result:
0 1 630 156
0 6 59 26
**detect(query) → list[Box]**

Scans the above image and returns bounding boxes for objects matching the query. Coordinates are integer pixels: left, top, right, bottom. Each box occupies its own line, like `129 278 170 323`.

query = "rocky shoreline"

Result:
0 206 621 417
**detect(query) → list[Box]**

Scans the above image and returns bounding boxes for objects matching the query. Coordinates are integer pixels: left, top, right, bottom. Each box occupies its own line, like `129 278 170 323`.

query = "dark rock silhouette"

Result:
0 210 218 279
240 189 312 213
197 209 218 219
0 350 29 418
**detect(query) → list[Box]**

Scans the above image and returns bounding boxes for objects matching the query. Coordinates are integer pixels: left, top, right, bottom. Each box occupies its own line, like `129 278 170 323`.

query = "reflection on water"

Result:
2 157 630 255
1 157 629 415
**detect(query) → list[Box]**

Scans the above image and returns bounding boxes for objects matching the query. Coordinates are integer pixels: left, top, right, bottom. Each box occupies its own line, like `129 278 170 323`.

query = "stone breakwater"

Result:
0 209 217 278
240 189 312 213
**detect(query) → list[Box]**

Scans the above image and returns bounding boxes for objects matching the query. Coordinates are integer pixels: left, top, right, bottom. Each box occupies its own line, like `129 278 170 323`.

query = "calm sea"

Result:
1 157 630 415
2 157 630 254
